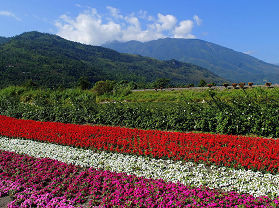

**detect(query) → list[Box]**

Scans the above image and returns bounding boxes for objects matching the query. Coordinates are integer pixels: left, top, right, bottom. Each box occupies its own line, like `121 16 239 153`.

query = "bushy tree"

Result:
198 79 207 87
77 77 91 90
92 80 115 95
153 78 170 88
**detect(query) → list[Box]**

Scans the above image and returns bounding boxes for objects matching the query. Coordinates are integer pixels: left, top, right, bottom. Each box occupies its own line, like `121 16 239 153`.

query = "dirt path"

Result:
0 196 12 208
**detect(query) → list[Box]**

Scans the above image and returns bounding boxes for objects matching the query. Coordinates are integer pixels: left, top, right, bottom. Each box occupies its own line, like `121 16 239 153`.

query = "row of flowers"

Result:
1 149 279 207
0 115 279 173
1 136 279 199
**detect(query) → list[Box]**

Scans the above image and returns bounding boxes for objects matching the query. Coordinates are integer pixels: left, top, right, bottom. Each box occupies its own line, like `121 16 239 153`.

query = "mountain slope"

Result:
0 32 226 88
103 38 279 83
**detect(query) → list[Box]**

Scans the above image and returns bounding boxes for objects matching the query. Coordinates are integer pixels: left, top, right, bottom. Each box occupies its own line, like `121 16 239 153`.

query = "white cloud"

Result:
243 50 255 55
0 11 21 21
174 20 195 38
55 7 200 45
55 9 122 45
155 13 177 31
106 6 123 19
193 15 202 26
138 10 153 21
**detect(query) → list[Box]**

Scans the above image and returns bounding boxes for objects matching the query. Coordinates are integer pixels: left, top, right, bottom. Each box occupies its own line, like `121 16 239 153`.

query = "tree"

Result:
92 80 115 95
77 77 91 90
198 79 207 87
153 78 170 88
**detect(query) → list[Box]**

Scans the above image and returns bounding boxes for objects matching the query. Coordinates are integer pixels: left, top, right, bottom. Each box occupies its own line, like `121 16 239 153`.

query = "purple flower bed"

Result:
0 150 278 207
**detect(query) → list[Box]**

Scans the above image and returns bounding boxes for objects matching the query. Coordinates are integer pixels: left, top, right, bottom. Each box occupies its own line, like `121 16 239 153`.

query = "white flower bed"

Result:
1 136 279 198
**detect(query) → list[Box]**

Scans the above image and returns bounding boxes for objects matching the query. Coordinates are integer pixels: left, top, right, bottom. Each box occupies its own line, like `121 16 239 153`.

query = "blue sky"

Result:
1 0 278 63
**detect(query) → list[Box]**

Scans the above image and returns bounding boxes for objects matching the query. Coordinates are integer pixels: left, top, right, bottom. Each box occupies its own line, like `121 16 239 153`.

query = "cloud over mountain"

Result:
55 7 200 45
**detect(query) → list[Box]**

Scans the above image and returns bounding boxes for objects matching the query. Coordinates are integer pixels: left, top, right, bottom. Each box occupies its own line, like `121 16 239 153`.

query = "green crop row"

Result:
1 86 279 138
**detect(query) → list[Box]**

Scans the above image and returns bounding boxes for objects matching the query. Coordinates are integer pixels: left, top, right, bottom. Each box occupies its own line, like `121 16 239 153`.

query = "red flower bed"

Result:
0 115 279 173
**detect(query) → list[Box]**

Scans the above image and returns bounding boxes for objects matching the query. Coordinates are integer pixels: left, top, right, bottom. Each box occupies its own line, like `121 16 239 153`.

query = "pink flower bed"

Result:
0 150 278 208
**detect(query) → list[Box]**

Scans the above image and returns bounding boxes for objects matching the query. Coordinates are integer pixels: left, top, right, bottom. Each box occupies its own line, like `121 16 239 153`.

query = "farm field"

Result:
1 115 279 207
2 0 279 207
97 85 279 103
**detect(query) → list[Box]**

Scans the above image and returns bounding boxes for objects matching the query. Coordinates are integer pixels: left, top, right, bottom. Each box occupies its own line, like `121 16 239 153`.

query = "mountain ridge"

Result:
103 38 279 83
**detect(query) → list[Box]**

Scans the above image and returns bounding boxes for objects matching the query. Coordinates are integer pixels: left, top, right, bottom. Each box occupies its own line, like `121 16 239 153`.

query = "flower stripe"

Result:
0 115 279 173
1 136 279 199
0 150 278 207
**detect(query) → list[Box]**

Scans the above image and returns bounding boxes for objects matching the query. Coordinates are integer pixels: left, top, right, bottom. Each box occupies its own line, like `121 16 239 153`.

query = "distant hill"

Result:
0 37 10 44
0 31 226 88
103 38 279 83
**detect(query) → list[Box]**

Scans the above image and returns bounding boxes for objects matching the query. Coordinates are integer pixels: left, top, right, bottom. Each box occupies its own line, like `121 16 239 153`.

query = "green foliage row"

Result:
0 86 97 123
1 86 279 138
94 99 279 138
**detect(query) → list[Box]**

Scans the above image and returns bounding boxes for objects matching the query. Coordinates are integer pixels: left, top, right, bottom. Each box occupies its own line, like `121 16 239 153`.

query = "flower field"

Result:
1 115 279 207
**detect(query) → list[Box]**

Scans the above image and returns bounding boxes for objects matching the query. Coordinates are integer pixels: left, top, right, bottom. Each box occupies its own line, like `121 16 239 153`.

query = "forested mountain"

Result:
103 38 279 83
0 32 226 88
